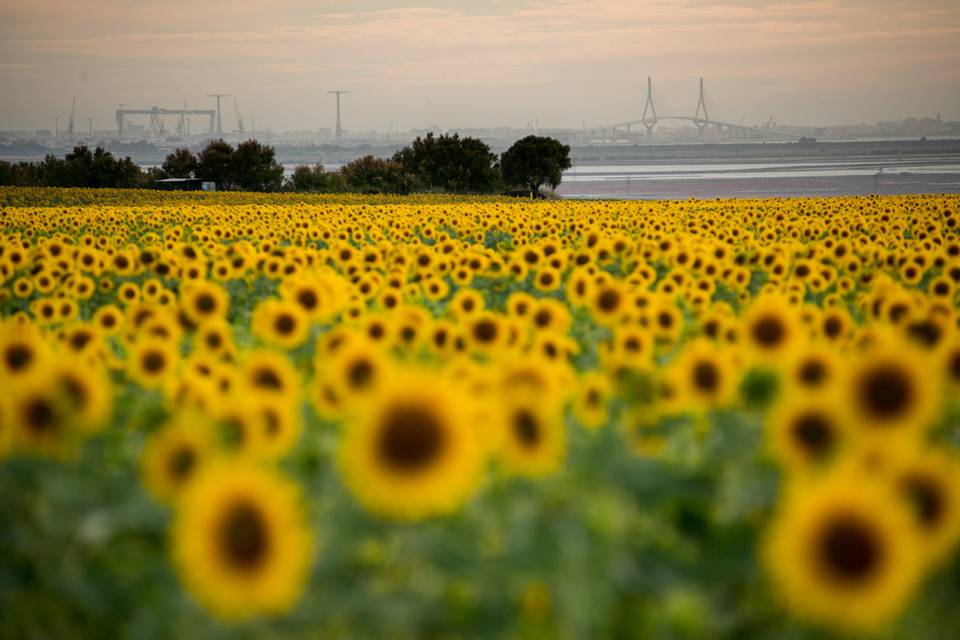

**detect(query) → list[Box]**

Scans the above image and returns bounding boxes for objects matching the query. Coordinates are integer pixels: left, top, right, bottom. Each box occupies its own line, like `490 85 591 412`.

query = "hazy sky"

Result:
1 0 959 133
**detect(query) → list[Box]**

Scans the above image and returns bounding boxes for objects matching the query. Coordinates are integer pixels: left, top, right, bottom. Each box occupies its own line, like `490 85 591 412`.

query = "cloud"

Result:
0 0 958 129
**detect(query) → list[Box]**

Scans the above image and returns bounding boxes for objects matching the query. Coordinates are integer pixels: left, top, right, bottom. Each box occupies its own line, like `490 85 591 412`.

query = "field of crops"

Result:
1 187 959 638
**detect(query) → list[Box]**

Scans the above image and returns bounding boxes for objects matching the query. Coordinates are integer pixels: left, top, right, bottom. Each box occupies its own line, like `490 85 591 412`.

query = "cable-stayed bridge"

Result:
584 77 803 141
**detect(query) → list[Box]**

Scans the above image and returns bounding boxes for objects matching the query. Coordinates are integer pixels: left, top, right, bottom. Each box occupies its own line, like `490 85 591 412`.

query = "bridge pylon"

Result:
693 77 709 134
641 76 658 136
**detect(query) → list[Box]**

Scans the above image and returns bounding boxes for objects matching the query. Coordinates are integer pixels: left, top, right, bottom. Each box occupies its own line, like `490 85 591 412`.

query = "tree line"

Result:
0 134 571 196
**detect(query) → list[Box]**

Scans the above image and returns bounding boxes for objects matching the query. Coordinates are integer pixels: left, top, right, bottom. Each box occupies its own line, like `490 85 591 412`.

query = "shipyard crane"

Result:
234 98 245 138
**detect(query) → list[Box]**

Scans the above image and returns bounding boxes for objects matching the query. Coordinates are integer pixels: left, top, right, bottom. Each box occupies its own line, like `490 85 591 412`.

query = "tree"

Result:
160 148 199 178
232 140 284 191
340 156 414 194
196 140 236 190
392 132 500 193
288 164 346 193
500 135 572 195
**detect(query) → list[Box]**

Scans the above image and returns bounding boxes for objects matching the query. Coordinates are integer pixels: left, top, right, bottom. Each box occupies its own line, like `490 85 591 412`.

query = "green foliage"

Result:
501 135 572 194
0 146 145 188
158 148 199 179
288 164 346 193
341 155 415 194
393 132 501 193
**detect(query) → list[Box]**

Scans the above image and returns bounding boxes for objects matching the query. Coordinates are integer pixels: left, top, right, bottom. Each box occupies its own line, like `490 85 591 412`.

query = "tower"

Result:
693 78 709 134
327 90 348 140
208 94 228 137
641 77 658 136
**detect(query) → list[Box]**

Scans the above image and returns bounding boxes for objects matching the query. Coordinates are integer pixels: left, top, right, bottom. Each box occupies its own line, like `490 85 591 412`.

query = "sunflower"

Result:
8 378 82 459
496 395 566 477
337 372 485 521
181 280 229 326
194 318 235 358
528 298 572 335
572 370 611 430
668 340 737 409
0 320 51 383
240 349 301 403
252 298 310 349
767 392 850 474
893 449 960 567
128 338 179 388
742 294 801 364
49 356 112 434
250 395 302 459
763 465 924 632
465 312 507 355
781 343 841 394
93 304 124 334
588 282 627 326
843 341 938 446
171 463 312 621
325 340 388 404
141 413 215 504
944 339 960 391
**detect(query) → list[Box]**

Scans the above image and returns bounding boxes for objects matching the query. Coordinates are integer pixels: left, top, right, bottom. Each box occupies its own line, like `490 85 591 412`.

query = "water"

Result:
561 160 960 182
557 158 960 199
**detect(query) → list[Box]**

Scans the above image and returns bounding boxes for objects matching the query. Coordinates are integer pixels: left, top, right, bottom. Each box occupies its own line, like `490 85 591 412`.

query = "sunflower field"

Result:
1 186 959 639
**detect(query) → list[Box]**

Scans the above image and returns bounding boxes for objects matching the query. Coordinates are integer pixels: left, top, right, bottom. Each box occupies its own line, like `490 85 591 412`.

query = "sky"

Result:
1 0 959 133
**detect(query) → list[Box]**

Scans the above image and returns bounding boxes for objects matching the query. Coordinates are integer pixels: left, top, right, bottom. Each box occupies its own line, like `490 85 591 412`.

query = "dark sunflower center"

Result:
69 332 93 350
949 352 960 382
218 502 270 572
60 376 88 407
857 364 912 422
791 411 834 457
472 320 497 343
598 290 620 312
377 404 446 473
195 293 216 313
513 409 540 448
205 332 223 349
799 360 827 386
817 515 883 585
5 344 32 371
167 446 196 481
142 351 166 374
752 316 785 349
692 360 719 393
24 398 56 434
903 474 944 528
274 314 296 336
297 289 318 310
253 367 283 390
533 310 551 328
824 317 842 338
347 359 374 389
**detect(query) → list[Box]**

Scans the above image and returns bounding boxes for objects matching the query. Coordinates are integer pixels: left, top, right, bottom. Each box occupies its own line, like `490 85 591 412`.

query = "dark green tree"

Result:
392 132 500 193
160 148 199 179
196 140 236 189
500 135 572 194
232 140 284 192
341 156 414 194
288 164 346 192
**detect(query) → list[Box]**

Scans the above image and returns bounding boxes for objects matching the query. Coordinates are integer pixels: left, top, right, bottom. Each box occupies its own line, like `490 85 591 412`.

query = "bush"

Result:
341 156 414 194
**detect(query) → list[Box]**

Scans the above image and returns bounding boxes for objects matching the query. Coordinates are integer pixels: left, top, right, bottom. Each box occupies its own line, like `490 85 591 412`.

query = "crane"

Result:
234 98 245 139
68 96 76 139
178 99 188 136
